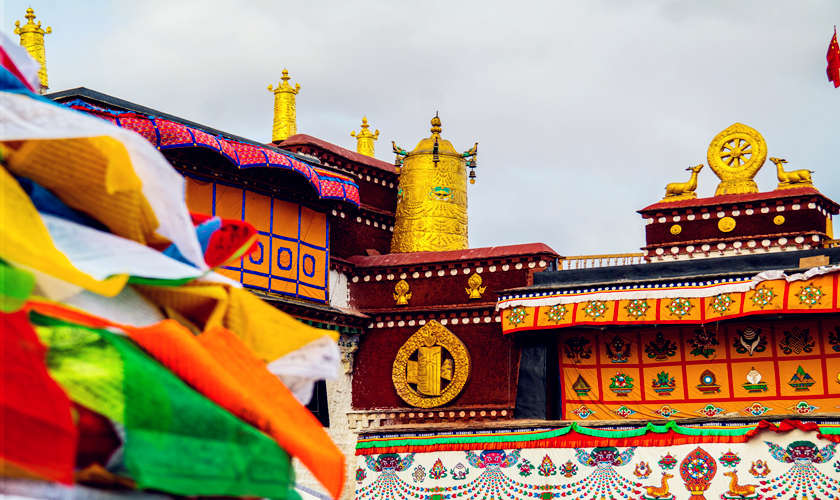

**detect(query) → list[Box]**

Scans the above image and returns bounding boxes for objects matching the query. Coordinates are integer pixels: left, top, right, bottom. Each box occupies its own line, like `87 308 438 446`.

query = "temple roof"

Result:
349 243 558 268
639 187 840 214
505 246 840 293
280 133 398 175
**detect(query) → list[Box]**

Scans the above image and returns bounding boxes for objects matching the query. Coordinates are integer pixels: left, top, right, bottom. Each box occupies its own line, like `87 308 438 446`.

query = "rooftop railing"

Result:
560 252 646 270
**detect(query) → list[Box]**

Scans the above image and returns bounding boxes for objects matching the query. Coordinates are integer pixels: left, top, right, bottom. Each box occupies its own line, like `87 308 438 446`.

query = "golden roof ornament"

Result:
661 164 703 202
707 123 766 195
267 69 300 142
393 279 411 305
390 113 478 253
350 117 379 157
14 8 51 93
465 272 486 299
770 157 815 190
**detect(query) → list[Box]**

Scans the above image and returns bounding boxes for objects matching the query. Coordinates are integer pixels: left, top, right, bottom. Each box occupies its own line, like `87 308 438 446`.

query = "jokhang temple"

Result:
4 8 840 500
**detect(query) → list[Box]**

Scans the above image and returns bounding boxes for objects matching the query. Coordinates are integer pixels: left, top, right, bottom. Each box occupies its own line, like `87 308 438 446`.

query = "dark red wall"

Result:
352 321 519 409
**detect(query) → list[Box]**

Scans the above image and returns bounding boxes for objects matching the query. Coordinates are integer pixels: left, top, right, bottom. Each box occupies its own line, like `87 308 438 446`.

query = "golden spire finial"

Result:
430 112 442 135
267 68 301 142
14 7 52 93
350 116 380 157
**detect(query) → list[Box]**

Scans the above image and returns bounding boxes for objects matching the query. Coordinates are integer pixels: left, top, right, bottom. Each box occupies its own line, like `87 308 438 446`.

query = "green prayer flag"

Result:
0 261 35 312
31 313 300 499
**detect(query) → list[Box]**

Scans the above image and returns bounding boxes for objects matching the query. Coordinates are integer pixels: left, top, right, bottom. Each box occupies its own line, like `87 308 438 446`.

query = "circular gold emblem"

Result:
718 216 736 233
670 224 682 235
773 215 785 225
392 320 470 408
707 123 767 196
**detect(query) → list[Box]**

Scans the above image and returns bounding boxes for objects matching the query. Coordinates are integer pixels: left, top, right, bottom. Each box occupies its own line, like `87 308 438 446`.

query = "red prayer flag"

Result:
828 26 840 88
1 311 77 484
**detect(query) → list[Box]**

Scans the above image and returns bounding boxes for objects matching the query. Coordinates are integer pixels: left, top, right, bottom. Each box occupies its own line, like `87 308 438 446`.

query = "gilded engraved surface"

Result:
393 279 412 305
390 115 475 252
707 123 766 195
465 273 486 299
268 69 300 142
392 320 471 408
14 8 51 91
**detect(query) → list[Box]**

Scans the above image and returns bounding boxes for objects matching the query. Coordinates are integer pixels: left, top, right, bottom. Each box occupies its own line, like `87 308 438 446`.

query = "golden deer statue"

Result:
723 471 756 498
662 164 703 202
644 472 673 498
771 157 813 189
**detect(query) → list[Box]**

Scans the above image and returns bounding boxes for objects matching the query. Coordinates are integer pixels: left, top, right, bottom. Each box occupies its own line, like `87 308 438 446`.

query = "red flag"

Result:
828 26 840 88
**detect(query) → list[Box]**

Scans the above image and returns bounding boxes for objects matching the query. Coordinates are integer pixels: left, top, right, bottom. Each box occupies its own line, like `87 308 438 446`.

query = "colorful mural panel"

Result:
559 319 840 420
185 175 329 302
355 429 840 500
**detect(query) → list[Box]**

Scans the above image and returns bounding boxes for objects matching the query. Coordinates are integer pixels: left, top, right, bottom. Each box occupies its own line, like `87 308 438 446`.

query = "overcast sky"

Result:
4 1 838 255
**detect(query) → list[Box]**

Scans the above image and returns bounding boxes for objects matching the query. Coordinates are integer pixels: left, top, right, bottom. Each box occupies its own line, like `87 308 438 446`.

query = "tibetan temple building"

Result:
15 10 840 499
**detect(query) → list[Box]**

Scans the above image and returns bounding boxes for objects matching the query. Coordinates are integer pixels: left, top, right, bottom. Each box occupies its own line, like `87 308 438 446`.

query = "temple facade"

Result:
26 16 840 497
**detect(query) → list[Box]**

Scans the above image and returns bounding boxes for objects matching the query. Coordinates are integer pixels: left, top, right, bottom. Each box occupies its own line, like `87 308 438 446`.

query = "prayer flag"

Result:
829 26 840 88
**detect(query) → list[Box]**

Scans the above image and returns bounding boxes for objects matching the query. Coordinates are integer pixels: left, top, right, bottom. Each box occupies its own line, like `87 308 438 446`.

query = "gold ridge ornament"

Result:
465 272 486 299
661 164 703 202
770 157 814 190
392 320 471 408
707 123 767 195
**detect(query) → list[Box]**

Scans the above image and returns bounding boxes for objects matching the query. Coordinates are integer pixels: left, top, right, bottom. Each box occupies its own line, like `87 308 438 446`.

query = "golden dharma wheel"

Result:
707 123 767 196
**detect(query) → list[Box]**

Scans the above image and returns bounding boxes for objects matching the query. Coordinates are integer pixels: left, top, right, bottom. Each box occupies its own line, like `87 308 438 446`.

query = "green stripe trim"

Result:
355 421 767 450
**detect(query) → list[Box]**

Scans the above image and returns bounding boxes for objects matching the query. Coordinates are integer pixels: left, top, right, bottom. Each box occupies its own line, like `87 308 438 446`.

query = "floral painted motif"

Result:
507 306 528 326
708 293 734 314
355 467 366 482
428 458 447 480
571 405 594 419
788 401 818 414
828 325 840 353
614 405 636 418
546 304 568 323
732 327 767 356
560 460 578 478
796 282 824 307
564 337 592 364
609 372 634 396
778 327 814 355
687 328 719 358
634 461 652 478
538 455 557 476
788 365 815 391
625 298 650 319
749 459 770 478
718 450 741 468
412 465 425 483
750 285 776 309
651 371 676 395
655 406 680 418
743 402 771 417
697 404 725 417
666 297 694 318
658 453 678 470
582 300 608 319
605 335 632 363
645 331 677 360
517 458 533 477
450 462 469 480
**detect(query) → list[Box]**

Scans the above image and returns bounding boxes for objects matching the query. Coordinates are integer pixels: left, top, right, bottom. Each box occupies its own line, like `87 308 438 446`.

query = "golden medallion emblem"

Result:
707 123 767 196
718 216 736 233
392 320 471 408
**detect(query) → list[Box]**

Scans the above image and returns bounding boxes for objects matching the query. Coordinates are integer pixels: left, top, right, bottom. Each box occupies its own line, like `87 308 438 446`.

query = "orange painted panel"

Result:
272 199 299 239
299 248 326 289
242 234 270 276
185 177 213 215
300 206 327 248
599 367 642 402
685 363 730 400
242 272 269 290
243 190 271 232
214 184 243 220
